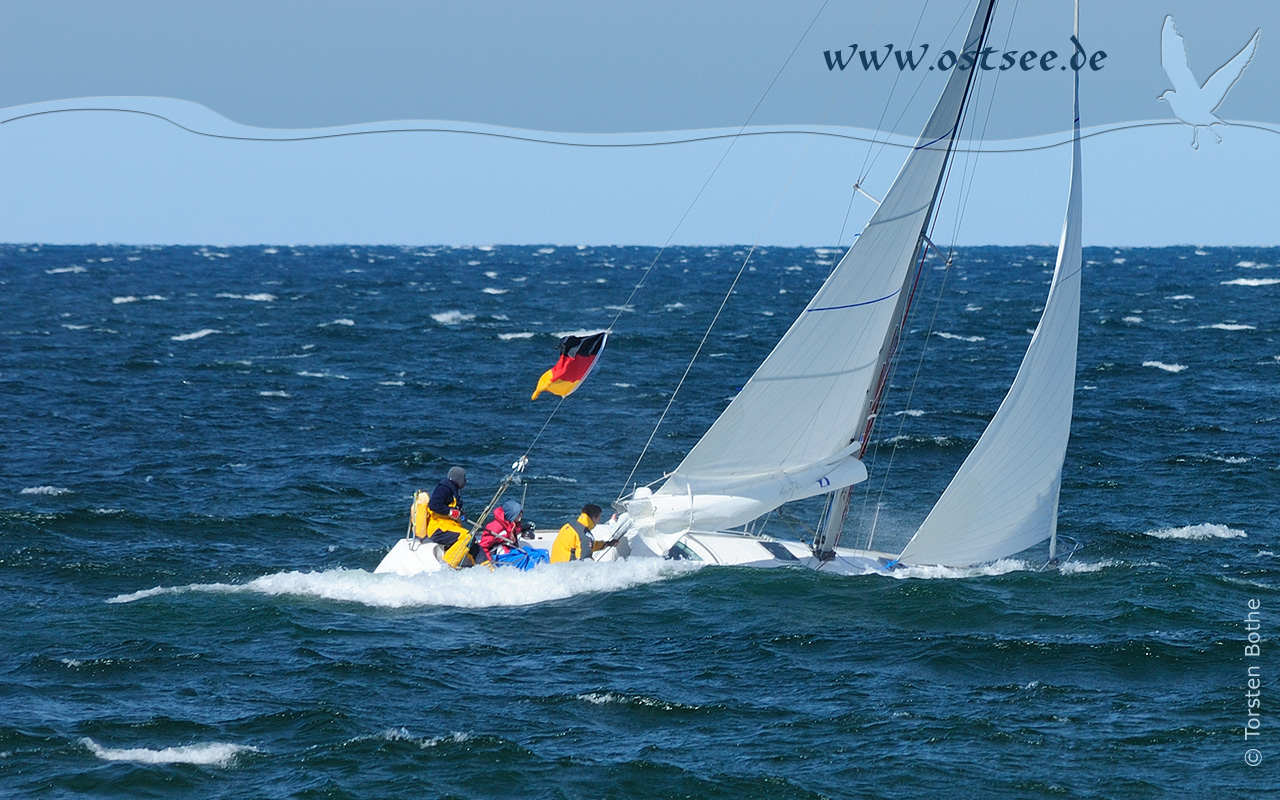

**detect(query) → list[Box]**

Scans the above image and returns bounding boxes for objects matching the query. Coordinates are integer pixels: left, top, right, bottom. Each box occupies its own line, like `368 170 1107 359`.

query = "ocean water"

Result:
1 243 1276 798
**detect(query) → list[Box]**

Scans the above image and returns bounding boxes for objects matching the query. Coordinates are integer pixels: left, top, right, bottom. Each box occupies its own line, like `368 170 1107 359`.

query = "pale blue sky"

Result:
0 1 1275 246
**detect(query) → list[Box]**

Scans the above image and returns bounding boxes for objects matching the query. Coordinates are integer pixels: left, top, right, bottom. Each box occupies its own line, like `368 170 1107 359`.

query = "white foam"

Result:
1144 523 1247 540
259 391 290 398
1143 361 1186 373
431 311 475 325
216 293 277 301
297 371 349 380
484 271 499 278
933 332 986 342
894 409 925 417
1221 278 1280 287
20 485 72 495
1058 559 1121 574
378 381 405 386
482 288 508 295
62 324 90 330
108 560 698 609
350 729 471 748
1122 316 1143 324
1207 455 1249 464
81 738 256 766
1167 294 1195 300
172 329 220 342
575 692 684 710
45 266 87 274
499 332 536 340
1200 323 1255 331
112 295 166 304
888 558 1028 580
322 319 355 326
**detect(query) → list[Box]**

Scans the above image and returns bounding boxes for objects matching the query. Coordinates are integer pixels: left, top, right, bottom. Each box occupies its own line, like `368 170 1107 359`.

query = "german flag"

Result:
532 331 608 400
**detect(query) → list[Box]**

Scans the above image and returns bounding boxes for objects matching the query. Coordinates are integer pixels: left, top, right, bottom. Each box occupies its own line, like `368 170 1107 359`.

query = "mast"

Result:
1050 0 1081 563
813 0 999 559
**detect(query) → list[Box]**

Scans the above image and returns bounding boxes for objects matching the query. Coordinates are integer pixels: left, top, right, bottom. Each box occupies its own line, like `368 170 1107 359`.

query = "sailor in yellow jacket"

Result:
550 504 613 562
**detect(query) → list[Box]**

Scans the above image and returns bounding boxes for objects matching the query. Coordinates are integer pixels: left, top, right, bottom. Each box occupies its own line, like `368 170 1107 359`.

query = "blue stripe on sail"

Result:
806 289 900 313
914 121 958 151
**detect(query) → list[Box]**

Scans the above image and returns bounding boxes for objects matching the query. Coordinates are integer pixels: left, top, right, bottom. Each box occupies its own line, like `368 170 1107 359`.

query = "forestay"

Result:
649 0 998 533
898 54 1083 568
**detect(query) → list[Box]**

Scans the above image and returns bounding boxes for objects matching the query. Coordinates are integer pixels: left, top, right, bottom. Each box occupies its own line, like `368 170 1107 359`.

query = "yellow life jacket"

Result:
412 489 467 539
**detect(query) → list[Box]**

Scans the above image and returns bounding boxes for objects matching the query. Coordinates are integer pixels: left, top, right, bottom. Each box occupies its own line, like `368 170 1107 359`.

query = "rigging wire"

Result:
616 0 910 498
511 0 838 488
858 0 1021 550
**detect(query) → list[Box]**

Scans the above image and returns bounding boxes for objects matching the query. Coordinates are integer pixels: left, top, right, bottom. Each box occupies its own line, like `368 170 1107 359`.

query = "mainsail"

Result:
898 10 1084 567
645 0 998 534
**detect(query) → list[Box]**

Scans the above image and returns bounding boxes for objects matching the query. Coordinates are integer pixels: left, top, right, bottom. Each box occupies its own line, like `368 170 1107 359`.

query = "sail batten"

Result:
651 0 999 533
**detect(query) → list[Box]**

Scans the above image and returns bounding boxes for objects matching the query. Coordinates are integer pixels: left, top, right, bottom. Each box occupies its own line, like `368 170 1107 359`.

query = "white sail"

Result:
650 0 997 532
897 60 1083 568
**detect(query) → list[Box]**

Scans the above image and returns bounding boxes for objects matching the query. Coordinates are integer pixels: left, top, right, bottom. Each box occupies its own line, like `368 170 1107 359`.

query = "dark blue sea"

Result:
2 243 1277 798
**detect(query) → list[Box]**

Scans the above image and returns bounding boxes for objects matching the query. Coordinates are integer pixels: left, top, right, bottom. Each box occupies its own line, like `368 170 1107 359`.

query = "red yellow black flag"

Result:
531 331 608 400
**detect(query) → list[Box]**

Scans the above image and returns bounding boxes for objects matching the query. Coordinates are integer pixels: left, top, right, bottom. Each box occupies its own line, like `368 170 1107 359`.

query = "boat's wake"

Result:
107 559 701 609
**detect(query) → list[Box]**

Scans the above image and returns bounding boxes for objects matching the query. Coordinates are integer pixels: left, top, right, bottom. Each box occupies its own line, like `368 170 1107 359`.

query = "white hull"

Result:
373 537 445 576
524 520 892 575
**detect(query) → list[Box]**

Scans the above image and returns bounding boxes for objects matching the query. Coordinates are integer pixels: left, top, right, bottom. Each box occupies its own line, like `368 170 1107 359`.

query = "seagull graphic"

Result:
1159 15 1260 149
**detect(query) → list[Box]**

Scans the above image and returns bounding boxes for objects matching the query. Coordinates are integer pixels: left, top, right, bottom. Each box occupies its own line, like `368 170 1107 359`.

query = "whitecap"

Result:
1236 261 1257 268
216 293 276 301
431 311 475 325
81 738 256 767
297 371 349 380
1199 323 1255 331
484 271 499 279
894 409 925 417
107 561 698 609
45 266 87 274
171 329 220 342
482 288 508 295
1144 523 1246 540
112 295 166 304
258 391 290 398
378 381 406 386
20 486 72 495
62 324 90 330
1143 361 1186 373
1221 278 1280 287
321 319 355 327
1167 294 1194 300
933 332 986 343
498 332 536 340
1122 316 1143 324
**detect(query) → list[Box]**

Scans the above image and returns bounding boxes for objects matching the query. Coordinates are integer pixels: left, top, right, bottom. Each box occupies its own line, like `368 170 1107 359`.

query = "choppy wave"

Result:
431 311 475 325
499 332 537 340
1199 323 1255 331
1144 523 1247 540
1220 278 1280 287
1143 361 1186 373
933 332 986 342
19 486 72 495
80 738 256 766
107 560 699 609
216 293 277 301
172 329 220 342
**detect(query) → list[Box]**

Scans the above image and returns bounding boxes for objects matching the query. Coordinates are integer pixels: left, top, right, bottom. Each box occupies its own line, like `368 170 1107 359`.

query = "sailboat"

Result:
581 0 1084 574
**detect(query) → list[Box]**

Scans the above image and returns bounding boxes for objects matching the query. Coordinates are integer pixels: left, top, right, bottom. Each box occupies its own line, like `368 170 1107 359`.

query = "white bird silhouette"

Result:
1159 15 1259 149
